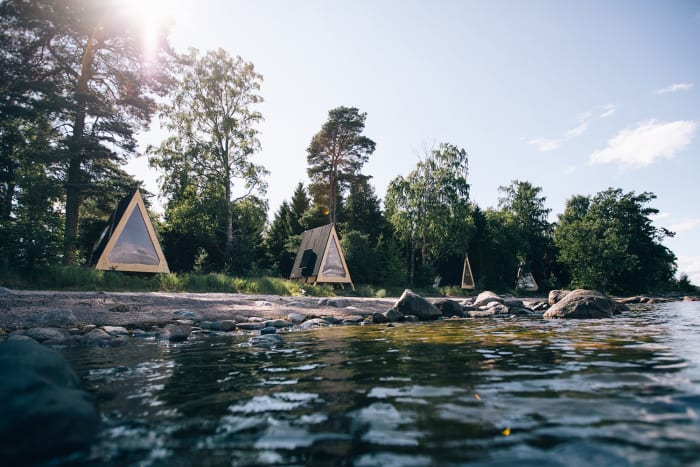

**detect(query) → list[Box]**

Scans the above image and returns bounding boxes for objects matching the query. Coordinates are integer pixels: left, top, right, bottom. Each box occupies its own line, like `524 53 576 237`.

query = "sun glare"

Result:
119 0 187 58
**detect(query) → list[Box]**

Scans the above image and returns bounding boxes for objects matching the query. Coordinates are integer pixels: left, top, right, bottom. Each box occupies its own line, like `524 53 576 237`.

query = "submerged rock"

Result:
249 334 285 347
393 289 442 321
543 289 615 319
0 339 99 464
83 328 127 347
158 323 192 342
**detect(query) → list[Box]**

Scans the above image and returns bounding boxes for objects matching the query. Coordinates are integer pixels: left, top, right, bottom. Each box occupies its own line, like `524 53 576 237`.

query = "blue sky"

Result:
129 0 700 284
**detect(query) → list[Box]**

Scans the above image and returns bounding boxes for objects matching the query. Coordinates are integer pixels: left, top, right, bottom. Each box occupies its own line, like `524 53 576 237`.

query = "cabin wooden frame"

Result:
289 224 354 289
90 189 170 273
461 254 475 289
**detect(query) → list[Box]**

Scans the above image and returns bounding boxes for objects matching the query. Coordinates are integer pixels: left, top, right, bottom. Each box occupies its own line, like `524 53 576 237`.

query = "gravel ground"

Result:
0 289 397 330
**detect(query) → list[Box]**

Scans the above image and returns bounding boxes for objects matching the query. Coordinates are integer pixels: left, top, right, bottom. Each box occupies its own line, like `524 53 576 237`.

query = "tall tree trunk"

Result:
225 167 233 255
63 33 97 264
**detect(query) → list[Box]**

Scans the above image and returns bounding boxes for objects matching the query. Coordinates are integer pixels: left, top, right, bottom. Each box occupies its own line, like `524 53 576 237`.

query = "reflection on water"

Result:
62 301 700 466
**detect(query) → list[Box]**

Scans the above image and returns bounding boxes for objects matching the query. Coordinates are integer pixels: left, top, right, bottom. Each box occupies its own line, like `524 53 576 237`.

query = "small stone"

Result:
172 309 202 320
260 326 277 335
287 313 305 324
393 289 442 321
384 308 404 322
109 304 130 313
198 320 237 332
299 318 330 329
237 322 266 331
0 286 15 295
433 299 465 317
25 328 67 343
254 300 273 307
102 326 129 336
372 312 388 324
247 316 266 323
327 298 350 308
263 319 289 328
83 329 126 347
158 323 192 342
249 334 285 347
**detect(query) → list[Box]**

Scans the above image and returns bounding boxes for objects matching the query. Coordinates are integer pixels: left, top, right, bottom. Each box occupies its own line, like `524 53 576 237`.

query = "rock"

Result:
393 289 442 321
247 316 266 322
264 319 290 328
484 303 511 315
260 326 277 335
82 328 126 347
7 333 37 343
384 308 405 322
249 334 285 347
172 309 202 320
299 318 331 329
31 309 77 328
254 300 273 307
528 301 549 312
237 322 266 331
684 296 700 302
473 291 504 307
543 289 616 319
25 327 67 343
327 298 351 308
321 316 342 325
433 299 465 317
0 340 99 464
508 306 533 316
198 320 237 332
287 312 305 324
619 296 646 304
102 326 129 336
158 323 192 342
0 286 15 295
468 309 498 318
548 290 570 306
109 304 130 313
372 312 388 324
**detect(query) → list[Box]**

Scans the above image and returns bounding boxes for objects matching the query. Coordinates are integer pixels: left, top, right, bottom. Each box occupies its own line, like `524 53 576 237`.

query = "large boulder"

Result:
30 308 78 328
543 289 616 319
0 340 99 464
393 289 442 321
548 290 570 306
473 291 504 307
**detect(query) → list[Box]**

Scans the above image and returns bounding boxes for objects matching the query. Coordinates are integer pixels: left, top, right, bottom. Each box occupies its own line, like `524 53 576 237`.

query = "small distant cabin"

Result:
516 267 539 292
289 224 354 289
89 188 170 273
461 254 475 290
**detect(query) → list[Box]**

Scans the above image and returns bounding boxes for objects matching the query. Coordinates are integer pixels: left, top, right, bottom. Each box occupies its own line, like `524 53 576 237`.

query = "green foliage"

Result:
262 183 310 277
149 47 268 258
307 106 376 224
554 188 677 294
385 143 472 285
0 0 173 263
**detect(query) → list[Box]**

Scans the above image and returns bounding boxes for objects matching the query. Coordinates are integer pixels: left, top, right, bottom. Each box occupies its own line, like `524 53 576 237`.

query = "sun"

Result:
118 0 187 58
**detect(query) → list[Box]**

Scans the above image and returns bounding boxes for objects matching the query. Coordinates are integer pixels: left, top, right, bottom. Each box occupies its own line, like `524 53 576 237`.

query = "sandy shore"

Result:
0 289 397 331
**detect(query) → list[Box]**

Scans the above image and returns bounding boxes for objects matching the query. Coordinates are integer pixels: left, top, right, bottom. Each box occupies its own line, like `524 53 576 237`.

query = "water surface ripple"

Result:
62 301 700 466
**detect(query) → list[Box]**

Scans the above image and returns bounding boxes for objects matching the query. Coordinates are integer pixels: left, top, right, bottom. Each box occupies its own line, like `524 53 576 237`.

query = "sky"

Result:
126 0 700 285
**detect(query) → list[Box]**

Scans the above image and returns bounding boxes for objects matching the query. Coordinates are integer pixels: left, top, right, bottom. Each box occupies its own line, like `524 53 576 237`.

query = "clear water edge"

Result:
57 301 700 466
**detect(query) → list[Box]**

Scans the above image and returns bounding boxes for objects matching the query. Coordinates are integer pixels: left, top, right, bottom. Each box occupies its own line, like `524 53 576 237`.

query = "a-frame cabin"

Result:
289 224 354 289
89 188 170 273
461 254 475 290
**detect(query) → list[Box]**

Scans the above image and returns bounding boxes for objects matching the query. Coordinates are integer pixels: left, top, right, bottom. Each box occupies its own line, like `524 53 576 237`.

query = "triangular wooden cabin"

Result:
516 267 539 292
289 224 354 289
89 188 170 273
461 254 475 290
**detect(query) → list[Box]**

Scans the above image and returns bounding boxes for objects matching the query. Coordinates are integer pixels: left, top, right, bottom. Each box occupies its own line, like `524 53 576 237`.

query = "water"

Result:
60 301 700 466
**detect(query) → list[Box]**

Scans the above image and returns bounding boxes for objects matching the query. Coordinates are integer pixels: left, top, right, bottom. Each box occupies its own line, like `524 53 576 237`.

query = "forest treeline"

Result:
0 0 693 295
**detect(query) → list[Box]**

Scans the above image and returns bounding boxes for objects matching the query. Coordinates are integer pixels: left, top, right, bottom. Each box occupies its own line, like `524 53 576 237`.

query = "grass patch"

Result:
0 266 338 296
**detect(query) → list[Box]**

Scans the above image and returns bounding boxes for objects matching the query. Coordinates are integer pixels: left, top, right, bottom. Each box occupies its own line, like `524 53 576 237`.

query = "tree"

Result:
149 48 268 261
342 178 385 243
306 106 376 224
554 188 677 294
0 0 173 263
385 143 472 285
497 180 554 286
263 183 311 276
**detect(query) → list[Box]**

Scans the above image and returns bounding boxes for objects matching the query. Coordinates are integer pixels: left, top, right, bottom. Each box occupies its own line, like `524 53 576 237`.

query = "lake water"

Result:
61 301 700 466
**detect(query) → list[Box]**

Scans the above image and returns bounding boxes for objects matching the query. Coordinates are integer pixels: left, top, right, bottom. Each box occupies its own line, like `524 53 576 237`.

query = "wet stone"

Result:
299 318 331 329
260 327 277 335
158 323 192 342
263 319 290 328
25 328 67 343
287 313 305 324
237 322 266 331
102 326 129 336
172 309 202 320
249 334 285 348
199 320 237 332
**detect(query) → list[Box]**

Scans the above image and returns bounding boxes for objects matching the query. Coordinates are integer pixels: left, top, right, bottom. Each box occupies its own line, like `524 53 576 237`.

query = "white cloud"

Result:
656 83 694 94
527 137 562 152
677 255 700 286
650 211 672 222
589 119 698 168
528 112 594 152
670 218 700 234
599 104 617 118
